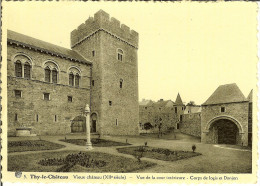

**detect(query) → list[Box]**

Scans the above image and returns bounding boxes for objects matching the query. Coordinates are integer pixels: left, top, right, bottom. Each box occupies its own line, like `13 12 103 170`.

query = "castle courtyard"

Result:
8 133 252 173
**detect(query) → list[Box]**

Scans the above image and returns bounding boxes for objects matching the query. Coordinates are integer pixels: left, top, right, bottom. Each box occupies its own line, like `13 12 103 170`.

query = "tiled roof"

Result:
7 30 91 65
202 83 247 105
175 93 184 105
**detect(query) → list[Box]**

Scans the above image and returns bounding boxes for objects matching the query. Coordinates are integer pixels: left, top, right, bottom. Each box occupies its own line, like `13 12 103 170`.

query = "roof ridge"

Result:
202 83 248 105
7 30 92 65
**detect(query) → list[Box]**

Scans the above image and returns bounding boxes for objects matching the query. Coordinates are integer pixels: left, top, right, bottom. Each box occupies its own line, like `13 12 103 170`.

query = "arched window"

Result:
45 67 51 82
52 69 58 84
75 74 80 87
24 62 31 79
117 49 123 61
15 60 22 77
69 73 74 86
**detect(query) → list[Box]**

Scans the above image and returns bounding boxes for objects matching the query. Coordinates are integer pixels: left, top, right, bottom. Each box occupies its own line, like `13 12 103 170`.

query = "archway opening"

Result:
91 113 97 133
210 119 238 145
71 116 86 133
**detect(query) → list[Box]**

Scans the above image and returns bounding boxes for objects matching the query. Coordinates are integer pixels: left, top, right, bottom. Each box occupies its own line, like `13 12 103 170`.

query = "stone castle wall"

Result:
71 10 139 135
201 102 249 146
7 45 91 136
139 105 180 133
179 113 201 137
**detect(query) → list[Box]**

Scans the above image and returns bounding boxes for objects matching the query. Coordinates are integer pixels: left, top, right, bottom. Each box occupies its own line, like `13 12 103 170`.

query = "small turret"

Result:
175 93 184 105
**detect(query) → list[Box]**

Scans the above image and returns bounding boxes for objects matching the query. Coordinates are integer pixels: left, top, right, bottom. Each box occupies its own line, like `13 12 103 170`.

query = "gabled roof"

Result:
7 30 91 65
175 93 184 105
247 89 253 103
202 83 247 106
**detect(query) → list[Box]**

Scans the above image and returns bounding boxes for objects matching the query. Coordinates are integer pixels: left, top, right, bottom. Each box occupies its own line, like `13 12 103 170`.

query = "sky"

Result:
4 2 257 105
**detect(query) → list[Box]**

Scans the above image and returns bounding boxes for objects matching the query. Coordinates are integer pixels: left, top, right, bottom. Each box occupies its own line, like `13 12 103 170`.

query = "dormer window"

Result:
117 49 123 61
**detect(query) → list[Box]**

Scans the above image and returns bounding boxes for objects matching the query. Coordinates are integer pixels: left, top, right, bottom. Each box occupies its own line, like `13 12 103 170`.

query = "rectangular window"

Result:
92 50 95 57
180 115 183 122
55 115 57 122
15 62 22 77
92 80 95 86
221 107 225 113
75 75 80 87
14 90 22 98
52 70 58 84
45 68 51 82
175 107 177 114
109 101 112 106
24 64 31 79
36 114 39 122
69 73 74 86
116 119 118 126
44 93 50 100
68 96 73 102
15 113 18 121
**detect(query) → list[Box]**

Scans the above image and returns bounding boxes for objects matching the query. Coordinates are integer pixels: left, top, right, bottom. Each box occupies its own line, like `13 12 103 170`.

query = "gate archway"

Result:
209 119 239 144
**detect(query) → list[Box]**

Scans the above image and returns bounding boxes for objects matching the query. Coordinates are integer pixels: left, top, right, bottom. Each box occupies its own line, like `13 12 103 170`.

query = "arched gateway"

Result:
201 83 249 146
207 117 242 144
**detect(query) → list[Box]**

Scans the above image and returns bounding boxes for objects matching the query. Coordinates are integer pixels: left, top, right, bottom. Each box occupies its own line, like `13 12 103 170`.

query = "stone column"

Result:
84 104 93 150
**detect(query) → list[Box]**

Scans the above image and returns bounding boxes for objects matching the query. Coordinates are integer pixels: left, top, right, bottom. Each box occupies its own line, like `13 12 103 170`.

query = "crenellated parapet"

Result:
71 10 139 49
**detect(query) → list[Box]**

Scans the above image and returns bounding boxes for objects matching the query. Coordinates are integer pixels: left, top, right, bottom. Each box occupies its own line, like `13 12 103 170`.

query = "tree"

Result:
187 101 196 106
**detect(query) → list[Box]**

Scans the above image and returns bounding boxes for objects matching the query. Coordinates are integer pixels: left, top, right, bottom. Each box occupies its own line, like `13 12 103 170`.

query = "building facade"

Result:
7 10 139 136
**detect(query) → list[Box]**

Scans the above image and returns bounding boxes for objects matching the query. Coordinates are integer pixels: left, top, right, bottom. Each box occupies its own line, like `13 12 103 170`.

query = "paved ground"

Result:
8 132 252 173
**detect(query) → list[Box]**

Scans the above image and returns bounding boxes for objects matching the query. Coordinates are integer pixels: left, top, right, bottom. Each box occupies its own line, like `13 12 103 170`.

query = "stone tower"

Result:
70 10 139 135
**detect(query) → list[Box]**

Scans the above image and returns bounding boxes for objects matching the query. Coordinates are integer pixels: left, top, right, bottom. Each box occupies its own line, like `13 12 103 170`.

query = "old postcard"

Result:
1 1 258 185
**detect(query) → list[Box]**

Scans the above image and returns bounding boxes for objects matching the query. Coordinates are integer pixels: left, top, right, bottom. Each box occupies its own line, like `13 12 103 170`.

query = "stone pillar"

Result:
85 104 93 150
